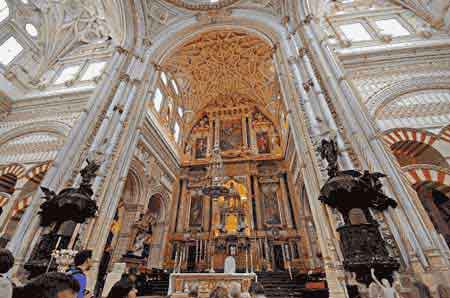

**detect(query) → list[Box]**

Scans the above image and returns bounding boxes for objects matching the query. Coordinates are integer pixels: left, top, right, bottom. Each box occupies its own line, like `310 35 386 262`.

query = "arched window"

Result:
171 79 179 95
25 24 38 37
174 122 180 142
153 88 163 112
161 72 168 85
0 0 9 23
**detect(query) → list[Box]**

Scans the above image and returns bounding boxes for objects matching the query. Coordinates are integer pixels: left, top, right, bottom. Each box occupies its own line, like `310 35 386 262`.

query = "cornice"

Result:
336 37 450 69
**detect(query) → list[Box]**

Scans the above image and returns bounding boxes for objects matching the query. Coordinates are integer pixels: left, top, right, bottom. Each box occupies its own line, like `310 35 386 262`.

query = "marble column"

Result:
7 47 131 267
273 32 347 298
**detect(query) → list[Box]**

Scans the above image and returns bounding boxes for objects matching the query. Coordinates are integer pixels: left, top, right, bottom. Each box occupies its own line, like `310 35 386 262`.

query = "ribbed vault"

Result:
162 30 280 117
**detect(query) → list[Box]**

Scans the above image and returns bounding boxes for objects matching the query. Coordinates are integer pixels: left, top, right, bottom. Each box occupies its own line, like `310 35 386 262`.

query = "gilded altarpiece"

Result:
166 103 315 274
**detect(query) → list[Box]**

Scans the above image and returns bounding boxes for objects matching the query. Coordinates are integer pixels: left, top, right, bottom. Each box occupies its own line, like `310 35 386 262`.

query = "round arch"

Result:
24 162 52 184
382 128 438 148
0 163 26 179
146 186 171 223
126 161 146 205
0 121 70 147
440 124 450 143
146 11 291 66
364 77 450 117
403 164 450 195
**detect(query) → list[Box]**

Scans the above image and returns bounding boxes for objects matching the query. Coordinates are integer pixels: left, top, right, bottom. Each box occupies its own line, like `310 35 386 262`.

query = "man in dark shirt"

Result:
107 268 138 298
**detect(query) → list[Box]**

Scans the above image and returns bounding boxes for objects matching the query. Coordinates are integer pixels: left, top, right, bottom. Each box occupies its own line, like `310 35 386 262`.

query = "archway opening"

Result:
140 28 325 276
414 182 450 247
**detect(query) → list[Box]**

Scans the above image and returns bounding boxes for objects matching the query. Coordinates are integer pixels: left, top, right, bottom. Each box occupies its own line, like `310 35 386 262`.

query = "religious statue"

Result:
224 246 237 274
126 213 153 259
370 269 402 298
319 137 338 177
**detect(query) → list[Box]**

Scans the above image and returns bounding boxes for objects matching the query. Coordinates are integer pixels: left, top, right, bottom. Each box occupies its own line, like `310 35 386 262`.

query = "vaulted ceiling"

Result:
162 30 281 115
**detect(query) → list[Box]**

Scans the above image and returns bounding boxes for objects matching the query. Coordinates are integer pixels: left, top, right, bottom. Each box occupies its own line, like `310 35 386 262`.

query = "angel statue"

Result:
370 269 402 298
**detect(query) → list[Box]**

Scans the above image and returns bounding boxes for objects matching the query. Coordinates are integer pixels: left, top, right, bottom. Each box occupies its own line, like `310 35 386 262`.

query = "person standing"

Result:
0 248 14 298
13 272 80 298
67 250 93 298
106 268 138 298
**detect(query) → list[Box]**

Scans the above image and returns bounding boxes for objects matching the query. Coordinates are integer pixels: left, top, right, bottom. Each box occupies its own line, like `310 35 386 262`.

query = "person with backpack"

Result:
67 250 93 298
0 248 14 298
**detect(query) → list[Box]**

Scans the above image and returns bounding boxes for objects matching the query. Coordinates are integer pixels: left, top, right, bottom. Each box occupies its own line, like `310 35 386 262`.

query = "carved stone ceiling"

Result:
162 30 280 115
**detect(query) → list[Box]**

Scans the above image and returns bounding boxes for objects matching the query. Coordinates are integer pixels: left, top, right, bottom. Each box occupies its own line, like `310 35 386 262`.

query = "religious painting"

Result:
189 195 203 227
220 119 242 151
261 185 281 225
195 137 208 159
256 131 270 154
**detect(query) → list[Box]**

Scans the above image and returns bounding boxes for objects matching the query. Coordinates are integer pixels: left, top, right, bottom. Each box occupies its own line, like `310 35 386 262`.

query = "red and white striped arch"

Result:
404 165 450 196
25 162 51 184
440 125 450 143
0 193 10 207
382 128 438 147
11 196 32 218
0 164 26 178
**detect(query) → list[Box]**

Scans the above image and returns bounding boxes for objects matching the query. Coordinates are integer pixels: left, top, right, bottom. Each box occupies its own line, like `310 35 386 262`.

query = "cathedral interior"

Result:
0 0 449 297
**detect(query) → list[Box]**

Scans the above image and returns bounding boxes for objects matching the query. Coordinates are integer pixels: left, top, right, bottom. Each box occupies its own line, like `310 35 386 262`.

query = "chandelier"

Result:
202 145 229 199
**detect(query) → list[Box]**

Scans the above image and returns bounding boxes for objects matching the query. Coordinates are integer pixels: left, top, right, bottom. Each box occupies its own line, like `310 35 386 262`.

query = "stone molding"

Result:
162 0 240 11
366 76 450 116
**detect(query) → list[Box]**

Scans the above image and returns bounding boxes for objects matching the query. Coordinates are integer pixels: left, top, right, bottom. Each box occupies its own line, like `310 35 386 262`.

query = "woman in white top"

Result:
0 249 14 298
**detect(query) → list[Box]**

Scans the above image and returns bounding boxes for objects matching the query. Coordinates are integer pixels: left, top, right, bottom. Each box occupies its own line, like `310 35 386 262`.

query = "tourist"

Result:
67 250 93 298
106 268 138 298
12 272 80 298
0 248 14 298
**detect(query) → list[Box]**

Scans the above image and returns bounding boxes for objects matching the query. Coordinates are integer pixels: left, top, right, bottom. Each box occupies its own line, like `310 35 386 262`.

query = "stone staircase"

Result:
256 271 329 298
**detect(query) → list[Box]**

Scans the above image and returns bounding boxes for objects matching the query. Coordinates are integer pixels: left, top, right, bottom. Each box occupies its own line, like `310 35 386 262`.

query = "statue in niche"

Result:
195 137 208 159
370 269 401 298
261 184 281 225
220 119 243 151
194 115 210 130
126 213 153 259
256 131 270 154
189 195 203 227
224 246 237 274
271 135 282 155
